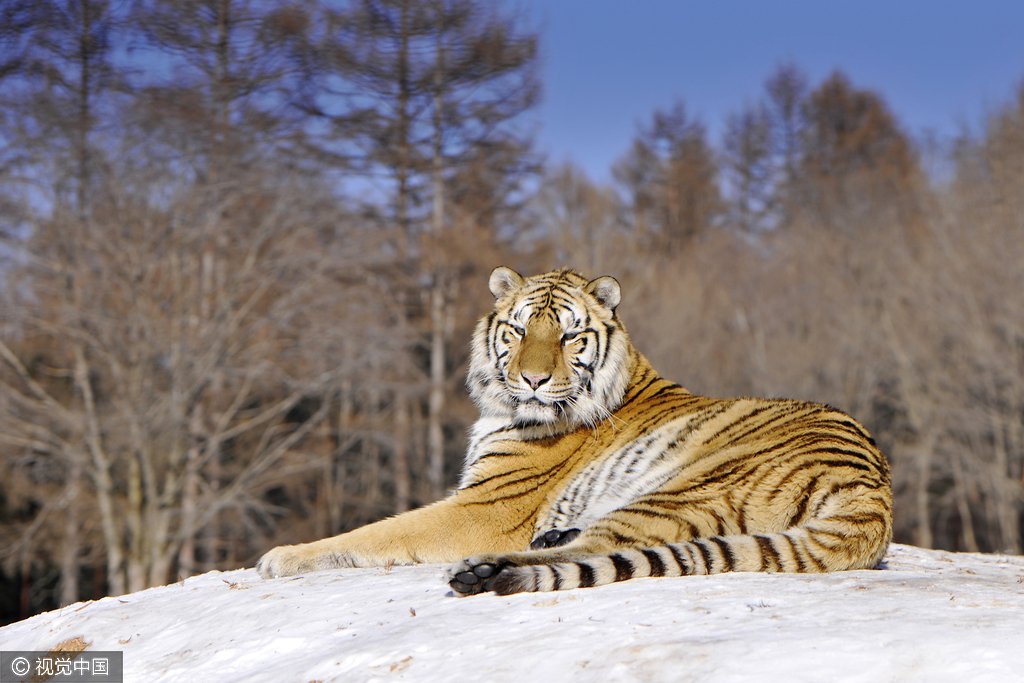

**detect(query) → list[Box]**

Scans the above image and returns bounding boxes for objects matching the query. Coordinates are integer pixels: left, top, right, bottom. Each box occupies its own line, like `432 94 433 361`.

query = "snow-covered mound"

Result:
2 544 1022 682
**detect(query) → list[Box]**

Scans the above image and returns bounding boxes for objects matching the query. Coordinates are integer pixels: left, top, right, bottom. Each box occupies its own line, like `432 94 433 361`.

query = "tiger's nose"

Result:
522 371 551 390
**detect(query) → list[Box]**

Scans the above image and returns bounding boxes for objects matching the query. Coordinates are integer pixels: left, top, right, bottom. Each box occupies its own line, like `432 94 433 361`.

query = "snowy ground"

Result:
2 544 1023 683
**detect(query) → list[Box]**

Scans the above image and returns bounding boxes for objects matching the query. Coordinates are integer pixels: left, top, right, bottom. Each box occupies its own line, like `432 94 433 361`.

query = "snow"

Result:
2 544 1023 682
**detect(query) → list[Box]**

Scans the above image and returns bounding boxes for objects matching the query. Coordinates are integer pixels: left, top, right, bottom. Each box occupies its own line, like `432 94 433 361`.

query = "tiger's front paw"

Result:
529 528 582 550
256 544 312 579
256 542 355 579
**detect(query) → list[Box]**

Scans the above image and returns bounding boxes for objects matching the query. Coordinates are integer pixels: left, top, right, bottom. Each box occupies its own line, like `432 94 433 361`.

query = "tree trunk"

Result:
951 456 979 553
333 346 353 534
148 551 174 589
58 459 82 606
428 283 446 499
178 402 204 577
396 0 412 257
393 390 411 513
74 344 125 595
913 431 935 549
20 547 31 621
75 0 93 219
427 8 448 500
432 1 445 238
126 455 146 593
990 412 1021 554
315 418 333 541
203 436 222 573
211 0 231 181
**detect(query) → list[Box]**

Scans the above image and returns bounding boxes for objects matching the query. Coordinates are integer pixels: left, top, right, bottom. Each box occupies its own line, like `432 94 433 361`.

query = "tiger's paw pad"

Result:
447 560 507 596
529 528 581 550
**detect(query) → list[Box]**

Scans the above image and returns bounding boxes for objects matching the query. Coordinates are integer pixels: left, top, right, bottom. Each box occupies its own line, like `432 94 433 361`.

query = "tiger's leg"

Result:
447 484 891 595
448 505 687 595
448 530 806 596
448 513 676 596
258 494 534 578
447 528 856 596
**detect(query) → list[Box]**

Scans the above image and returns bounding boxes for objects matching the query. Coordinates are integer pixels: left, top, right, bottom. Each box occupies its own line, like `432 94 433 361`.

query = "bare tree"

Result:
532 162 625 273
129 0 324 575
764 63 809 220
723 102 774 232
614 102 721 254
721 64 812 233
0 166 367 593
798 71 922 233
130 0 311 181
295 0 539 504
0 0 131 605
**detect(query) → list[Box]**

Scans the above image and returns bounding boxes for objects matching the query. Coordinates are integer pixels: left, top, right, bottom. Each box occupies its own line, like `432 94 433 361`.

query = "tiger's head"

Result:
467 267 634 430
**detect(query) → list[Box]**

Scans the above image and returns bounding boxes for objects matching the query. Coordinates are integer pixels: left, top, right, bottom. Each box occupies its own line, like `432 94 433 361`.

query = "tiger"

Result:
257 266 893 596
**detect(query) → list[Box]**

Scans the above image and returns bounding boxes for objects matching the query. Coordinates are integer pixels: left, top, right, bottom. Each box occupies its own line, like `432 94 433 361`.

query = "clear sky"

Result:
524 0 1024 182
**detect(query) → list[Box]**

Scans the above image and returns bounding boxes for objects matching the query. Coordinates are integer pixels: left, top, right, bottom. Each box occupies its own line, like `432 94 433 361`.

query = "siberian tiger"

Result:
257 267 893 596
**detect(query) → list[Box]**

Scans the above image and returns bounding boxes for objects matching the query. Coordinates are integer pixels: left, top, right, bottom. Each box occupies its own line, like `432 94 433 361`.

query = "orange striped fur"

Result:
258 267 892 596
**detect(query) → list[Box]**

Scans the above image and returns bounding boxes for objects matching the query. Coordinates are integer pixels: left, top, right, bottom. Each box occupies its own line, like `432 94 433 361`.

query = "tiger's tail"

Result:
475 525 891 596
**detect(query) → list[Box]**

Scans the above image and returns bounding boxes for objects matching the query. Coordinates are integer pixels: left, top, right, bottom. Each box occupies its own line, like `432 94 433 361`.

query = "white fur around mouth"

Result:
514 402 559 424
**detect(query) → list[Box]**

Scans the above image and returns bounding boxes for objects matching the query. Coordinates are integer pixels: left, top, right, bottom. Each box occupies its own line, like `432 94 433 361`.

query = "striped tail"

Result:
449 526 890 596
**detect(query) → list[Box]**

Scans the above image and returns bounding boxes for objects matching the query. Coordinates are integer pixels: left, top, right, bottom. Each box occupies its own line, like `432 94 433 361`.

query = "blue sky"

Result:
524 1 1024 182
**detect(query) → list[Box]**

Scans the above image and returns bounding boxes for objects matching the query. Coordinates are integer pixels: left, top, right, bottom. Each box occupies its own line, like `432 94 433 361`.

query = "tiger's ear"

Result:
586 276 621 311
489 267 525 299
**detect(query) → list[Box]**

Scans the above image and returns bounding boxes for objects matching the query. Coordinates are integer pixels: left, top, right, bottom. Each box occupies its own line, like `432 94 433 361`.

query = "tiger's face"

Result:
467 267 633 429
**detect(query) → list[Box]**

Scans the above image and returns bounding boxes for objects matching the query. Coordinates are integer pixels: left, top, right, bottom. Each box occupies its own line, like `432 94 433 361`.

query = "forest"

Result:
1 0 1022 625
